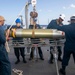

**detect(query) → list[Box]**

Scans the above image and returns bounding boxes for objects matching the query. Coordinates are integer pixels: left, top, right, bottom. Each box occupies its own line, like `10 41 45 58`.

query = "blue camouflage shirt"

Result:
48 21 75 50
47 19 63 29
0 26 6 45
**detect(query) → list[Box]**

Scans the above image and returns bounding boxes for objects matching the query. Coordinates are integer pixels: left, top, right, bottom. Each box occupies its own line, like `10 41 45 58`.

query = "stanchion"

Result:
53 40 59 75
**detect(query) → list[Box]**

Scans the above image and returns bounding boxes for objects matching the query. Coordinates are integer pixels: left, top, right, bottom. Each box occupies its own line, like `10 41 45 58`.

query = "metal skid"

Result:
9 38 64 75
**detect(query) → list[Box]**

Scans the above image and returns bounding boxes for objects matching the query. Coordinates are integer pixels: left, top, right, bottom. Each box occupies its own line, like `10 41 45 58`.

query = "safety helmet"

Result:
59 14 65 20
0 16 5 21
70 15 75 20
15 18 21 23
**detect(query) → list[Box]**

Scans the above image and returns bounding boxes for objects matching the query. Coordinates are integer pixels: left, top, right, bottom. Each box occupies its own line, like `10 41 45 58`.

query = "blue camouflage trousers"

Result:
0 45 11 75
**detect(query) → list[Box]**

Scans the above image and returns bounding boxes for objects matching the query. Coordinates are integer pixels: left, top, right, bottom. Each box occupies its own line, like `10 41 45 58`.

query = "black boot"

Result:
23 57 27 63
39 54 44 60
23 59 27 63
48 59 53 64
58 57 62 62
59 68 66 75
15 59 20 64
40 57 44 60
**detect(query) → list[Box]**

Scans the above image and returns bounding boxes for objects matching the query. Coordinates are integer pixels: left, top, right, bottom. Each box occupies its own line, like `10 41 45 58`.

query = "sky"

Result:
0 0 75 25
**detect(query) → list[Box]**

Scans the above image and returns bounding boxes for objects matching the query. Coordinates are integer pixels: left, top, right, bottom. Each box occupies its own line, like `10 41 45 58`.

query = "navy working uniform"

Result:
29 24 44 60
47 19 63 63
0 26 11 75
12 19 27 64
47 16 75 75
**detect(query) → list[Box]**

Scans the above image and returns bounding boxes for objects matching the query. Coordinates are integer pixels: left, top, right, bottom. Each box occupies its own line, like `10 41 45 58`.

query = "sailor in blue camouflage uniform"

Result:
12 18 27 64
0 16 11 75
29 18 44 60
47 15 75 75
47 14 65 63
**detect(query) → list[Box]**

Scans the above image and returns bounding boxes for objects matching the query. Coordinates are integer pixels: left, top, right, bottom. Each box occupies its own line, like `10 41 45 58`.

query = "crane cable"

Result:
9 5 25 30
5 5 25 53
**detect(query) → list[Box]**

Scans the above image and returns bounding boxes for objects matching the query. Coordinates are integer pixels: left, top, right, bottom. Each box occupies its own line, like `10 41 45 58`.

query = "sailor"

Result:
47 14 65 63
12 18 27 64
0 16 11 75
48 15 75 75
29 18 44 60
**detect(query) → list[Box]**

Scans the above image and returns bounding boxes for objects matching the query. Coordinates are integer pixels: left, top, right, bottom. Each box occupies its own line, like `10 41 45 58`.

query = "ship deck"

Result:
8 39 75 75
